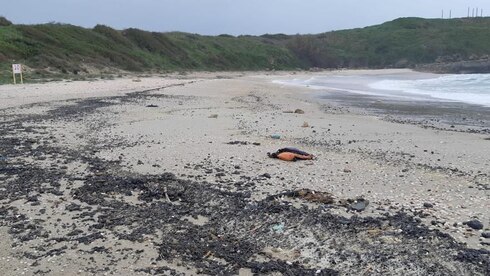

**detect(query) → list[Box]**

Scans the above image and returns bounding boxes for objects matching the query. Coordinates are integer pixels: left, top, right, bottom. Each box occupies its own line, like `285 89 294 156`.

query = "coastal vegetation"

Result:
0 16 490 83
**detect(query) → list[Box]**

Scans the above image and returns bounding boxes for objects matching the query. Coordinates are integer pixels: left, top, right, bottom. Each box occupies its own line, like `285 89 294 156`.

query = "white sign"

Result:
12 64 22 74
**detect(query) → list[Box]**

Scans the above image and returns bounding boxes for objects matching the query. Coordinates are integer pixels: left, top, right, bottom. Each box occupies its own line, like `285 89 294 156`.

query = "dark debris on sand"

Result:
0 87 489 275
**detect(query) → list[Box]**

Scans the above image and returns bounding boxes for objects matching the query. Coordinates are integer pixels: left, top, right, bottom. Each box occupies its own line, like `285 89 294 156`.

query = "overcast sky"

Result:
2 0 490 35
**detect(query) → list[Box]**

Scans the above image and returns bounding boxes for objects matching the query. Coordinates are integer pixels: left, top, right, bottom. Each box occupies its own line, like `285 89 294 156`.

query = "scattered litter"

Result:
268 147 314 161
226 141 261 146
284 109 305 114
343 168 352 173
208 114 218 118
350 201 368 212
260 173 272 179
345 198 369 212
145 104 158 108
269 189 334 204
203 251 213 259
271 223 285 233
294 189 334 204
267 189 369 212
301 122 309 128
463 219 483 230
270 134 281 139
164 187 171 203
227 141 249 145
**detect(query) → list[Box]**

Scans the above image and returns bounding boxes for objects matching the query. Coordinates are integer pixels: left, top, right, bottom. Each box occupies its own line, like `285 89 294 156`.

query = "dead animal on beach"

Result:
267 147 314 161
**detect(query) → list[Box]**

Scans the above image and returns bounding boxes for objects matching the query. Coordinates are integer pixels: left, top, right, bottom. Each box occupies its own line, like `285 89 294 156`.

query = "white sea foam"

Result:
275 73 490 107
369 74 490 107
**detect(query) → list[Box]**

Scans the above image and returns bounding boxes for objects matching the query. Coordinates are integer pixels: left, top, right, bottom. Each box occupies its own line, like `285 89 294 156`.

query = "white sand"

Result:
0 70 488 274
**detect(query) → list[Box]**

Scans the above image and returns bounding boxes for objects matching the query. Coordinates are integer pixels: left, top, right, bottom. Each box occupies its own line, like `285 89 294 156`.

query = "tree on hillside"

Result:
0 16 13 26
287 35 341 68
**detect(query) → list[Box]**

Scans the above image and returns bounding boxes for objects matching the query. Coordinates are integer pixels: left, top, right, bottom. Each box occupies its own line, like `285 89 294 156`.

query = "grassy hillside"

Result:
0 21 301 83
1 17 490 83
285 17 490 68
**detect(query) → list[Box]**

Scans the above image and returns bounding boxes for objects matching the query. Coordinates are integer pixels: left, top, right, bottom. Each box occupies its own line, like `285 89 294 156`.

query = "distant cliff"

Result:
1 16 490 82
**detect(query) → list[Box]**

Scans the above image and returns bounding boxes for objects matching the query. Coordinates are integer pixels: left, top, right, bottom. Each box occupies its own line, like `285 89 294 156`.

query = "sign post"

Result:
12 64 23 84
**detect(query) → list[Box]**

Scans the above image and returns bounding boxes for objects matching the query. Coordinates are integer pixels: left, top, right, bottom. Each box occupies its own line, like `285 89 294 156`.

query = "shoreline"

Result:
272 69 490 134
0 70 489 275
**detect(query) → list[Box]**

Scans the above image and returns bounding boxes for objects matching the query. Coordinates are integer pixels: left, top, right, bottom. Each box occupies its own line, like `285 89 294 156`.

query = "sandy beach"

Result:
0 69 489 275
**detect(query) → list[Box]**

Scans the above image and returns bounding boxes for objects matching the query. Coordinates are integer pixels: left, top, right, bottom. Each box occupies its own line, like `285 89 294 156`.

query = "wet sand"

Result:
0 70 488 275
314 89 490 133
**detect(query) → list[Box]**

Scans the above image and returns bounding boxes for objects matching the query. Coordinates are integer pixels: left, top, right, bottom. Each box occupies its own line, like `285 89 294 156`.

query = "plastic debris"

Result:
272 223 285 233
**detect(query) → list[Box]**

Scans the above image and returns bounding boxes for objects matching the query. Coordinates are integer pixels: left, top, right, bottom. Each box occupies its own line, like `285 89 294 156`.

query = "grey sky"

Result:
2 0 490 35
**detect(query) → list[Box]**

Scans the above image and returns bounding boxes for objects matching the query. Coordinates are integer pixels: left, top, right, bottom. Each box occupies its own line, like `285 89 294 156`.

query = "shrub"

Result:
0 16 12 26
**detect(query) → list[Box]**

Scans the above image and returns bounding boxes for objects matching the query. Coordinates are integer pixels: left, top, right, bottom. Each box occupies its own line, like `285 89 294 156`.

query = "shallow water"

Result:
276 73 490 107
370 74 490 107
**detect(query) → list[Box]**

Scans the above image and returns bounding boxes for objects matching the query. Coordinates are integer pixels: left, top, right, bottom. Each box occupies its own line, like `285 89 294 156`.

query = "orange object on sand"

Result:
276 152 313 161
268 147 314 162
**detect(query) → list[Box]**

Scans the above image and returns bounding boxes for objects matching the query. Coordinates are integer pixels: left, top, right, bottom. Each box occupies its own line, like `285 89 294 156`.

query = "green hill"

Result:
285 17 490 69
1 17 490 83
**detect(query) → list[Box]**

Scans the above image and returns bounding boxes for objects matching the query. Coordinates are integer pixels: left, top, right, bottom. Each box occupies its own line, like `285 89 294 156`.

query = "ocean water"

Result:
275 73 490 107
370 74 490 107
